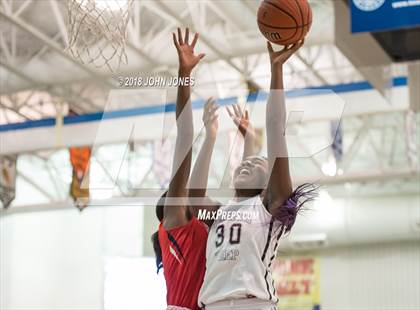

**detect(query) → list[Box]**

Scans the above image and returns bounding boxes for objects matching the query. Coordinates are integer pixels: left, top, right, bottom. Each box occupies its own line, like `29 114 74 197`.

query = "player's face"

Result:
233 156 269 190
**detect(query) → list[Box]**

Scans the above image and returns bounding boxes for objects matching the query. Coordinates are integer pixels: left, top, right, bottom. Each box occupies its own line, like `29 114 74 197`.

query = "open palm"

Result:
267 40 304 67
226 104 254 138
173 28 205 73
203 98 219 138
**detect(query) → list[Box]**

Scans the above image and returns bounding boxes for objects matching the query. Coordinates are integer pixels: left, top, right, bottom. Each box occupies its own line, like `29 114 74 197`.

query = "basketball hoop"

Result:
67 0 133 72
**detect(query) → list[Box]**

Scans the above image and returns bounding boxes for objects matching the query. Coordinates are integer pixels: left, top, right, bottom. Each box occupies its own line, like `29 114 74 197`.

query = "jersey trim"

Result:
261 217 275 301
167 231 185 261
261 218 274 262
264 269 272 301
269 227 283 303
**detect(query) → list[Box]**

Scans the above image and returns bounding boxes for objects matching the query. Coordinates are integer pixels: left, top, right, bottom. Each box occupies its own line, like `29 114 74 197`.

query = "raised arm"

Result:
188 98 220 220
163 28 205 230
226 104 256 160
263 40 304 214
188 98 218 199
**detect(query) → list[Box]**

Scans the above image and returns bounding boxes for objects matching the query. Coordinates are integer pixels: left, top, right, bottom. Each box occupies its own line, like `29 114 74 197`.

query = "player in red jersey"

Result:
153 28 212 310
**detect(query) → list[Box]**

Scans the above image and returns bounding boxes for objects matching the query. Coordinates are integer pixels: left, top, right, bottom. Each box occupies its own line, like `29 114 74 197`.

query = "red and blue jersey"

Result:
158 217 208 310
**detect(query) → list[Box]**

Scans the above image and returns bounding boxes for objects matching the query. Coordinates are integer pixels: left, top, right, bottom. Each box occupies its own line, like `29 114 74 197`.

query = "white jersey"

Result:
198 195 283 307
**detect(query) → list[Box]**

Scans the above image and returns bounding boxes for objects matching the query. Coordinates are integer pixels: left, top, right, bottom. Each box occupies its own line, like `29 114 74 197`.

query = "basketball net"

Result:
67 0 133 72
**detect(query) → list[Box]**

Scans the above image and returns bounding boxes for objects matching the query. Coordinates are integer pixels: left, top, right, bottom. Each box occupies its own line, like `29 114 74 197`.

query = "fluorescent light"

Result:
322 157 337 176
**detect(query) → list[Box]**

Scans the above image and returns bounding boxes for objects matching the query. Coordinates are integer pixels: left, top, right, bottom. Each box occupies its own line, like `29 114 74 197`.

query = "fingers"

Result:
296 38 305 50
267 41 274 53
291 39 304 52
245 110 249 120
205 97 215 107
172 32 180 50
284 39 304 60
280 44 292 54
233 103 241 117
203 101 219 124
204 98 218 115
198 53 206 60
204 98 213 116
185 27 190 45
208 103 219 116
177 27 183 45
232 117 241 126
226 106 234 118
191 33 199 49
272 40 303 56
175 27 200 47
226 104 247 120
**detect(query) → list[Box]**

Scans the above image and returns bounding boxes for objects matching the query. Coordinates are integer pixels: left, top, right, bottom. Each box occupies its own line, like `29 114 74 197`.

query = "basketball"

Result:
258 0 312 45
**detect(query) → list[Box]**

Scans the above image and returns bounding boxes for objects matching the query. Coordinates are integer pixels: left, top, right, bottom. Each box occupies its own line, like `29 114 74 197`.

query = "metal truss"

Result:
2 109 418 209
0 0 344 118
0 1 417 209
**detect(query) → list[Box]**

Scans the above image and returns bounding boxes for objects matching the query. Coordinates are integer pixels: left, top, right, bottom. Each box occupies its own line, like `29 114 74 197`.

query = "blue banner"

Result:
351 0 420 33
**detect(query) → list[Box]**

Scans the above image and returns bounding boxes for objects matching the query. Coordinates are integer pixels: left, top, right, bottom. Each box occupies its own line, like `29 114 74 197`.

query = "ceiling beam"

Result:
295 52 329 85
0 101 33 120
0 59 99 112
0 9 116 88
0 58 38 85
48 0 68 45
241 0 258 15
154 0 247 77
18 171 55 201
13 0 33 17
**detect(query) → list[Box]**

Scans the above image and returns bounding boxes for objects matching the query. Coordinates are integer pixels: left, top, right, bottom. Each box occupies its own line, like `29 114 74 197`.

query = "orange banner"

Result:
69 146 91 210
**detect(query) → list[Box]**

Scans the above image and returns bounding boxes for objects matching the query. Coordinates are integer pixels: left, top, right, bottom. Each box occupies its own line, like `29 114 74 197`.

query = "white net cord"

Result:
67 0 133 72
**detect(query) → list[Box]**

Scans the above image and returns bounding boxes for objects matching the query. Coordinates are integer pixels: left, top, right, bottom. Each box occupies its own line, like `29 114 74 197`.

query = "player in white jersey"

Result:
198 40 317 310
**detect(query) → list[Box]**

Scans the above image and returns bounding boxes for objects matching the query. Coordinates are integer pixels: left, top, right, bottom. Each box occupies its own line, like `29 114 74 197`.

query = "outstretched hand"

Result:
203 98 219 139
226 104 254 138
267 40 304 69
173 27 205 74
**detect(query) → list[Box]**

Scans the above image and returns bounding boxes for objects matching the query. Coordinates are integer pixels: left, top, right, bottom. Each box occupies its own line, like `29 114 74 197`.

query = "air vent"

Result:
290 233 328 250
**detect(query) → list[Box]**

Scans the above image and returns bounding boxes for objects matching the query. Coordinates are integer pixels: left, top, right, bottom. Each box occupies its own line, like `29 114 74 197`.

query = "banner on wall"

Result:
272 257 321 310
0 155 17 208
69 146 91 210
351 0 420 33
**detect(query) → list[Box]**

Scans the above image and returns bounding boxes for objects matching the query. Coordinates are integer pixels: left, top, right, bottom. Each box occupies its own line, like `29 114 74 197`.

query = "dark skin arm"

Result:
163 28 205 230
188 98 220 225
263 40 304 214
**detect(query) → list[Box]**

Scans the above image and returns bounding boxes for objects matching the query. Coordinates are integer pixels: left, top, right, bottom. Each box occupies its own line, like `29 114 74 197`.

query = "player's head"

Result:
151 191 167 274
155 191 166 222
233 156 269 196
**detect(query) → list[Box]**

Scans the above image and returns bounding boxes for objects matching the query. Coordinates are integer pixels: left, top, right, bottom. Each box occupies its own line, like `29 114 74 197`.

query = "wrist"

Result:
179 68 192 77
205 131 217 140
244 131 255 142
271 63 283 74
